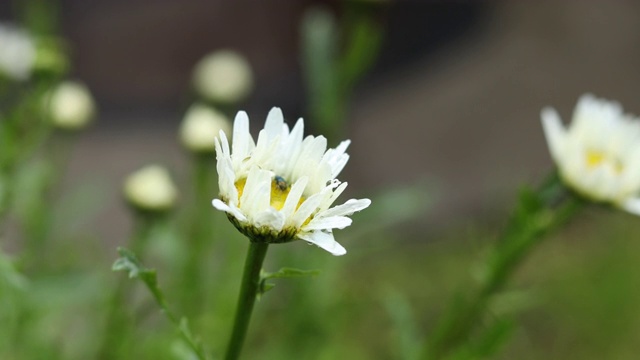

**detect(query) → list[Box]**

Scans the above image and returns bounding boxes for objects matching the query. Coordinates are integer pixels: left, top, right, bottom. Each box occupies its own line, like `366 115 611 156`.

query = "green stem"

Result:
424 175 583 359
224 242 269 360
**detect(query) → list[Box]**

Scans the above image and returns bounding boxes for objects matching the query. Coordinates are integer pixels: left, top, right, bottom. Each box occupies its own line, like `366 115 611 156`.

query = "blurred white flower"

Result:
542 94 640 213
180 103 231 153
0 23 36 81
47 81 96 130
213 107 371 255
192 50 253 104
124 165 178 212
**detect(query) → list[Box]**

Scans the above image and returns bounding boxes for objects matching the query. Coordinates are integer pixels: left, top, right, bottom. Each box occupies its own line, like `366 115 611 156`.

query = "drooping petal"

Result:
298 231 346 256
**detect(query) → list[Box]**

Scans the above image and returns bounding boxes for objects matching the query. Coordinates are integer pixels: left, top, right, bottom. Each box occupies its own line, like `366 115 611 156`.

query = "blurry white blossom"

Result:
180 103 231 153
542 94 640 213
124 165 178 212
192 50 253 104
213 107 370 255
47 81 96 130
0 23 36 81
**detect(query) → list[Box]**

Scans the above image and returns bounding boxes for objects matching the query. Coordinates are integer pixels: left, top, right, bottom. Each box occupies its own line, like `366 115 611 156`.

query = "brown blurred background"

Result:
4 1 640 242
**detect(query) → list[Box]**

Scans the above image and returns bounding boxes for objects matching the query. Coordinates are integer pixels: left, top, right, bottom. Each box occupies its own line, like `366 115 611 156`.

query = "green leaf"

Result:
112 247 157 285
258 267 320 299
261 267 321 280
112 247 209 360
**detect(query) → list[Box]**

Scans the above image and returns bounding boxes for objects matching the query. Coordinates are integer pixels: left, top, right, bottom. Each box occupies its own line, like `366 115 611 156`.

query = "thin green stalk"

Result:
423 175 583 360
98 213 155 359
224 242 269 360
182 154 215 315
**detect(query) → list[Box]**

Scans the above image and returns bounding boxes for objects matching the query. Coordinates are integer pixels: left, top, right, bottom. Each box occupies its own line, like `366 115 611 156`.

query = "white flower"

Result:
212 108 371 255
541 94 640 213
0 23 36 81
124 165 178 211
192 50 253 104
47 81 96 130
180 103 231 153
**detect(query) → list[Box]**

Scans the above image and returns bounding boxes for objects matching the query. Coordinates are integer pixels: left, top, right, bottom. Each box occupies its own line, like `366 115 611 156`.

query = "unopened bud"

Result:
192 50 253 104
47 81 96 130
124 165 178 212
180 103 231 153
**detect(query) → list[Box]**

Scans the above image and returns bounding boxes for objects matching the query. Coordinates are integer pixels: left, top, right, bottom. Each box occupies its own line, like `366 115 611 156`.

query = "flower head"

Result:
192 50 253 104
124 165 178 212
46 81 96 130
213 108 371 255
0 23 36 81
541 94 640 213
180 103 231 153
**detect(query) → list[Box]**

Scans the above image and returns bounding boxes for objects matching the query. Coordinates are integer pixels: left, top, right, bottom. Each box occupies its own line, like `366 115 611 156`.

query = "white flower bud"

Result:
0 23 36 81
192 50 253 104
124 165 178 211
180 103 231 153
47 81 96 130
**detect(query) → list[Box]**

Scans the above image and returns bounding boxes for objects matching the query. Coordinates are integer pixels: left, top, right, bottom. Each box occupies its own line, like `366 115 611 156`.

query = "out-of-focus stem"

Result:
423 174 583 360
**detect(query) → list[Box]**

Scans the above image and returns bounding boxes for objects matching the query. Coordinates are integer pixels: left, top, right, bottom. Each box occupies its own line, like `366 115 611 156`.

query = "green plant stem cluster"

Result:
423 174 584 359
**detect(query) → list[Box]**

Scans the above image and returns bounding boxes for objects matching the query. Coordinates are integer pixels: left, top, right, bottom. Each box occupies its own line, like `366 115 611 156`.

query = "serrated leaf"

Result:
112 247 157 284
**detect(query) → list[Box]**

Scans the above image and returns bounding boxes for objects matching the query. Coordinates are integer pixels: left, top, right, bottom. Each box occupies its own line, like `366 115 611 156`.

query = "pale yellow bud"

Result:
48 81 96 130
192 50 253 104
0 23 36 81
180 103 231 153
124 165 178 211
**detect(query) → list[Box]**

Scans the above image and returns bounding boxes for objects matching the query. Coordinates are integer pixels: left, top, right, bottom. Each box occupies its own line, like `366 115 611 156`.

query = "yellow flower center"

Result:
235 176 305 211
586 150 623 173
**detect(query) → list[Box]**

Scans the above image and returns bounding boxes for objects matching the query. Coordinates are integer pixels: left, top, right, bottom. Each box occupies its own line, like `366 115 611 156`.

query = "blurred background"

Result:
4 1 640 238
3 1 640 359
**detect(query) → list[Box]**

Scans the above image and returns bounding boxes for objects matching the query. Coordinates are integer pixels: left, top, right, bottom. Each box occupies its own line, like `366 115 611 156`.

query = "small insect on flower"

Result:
274 175 289 192
212 107 371 255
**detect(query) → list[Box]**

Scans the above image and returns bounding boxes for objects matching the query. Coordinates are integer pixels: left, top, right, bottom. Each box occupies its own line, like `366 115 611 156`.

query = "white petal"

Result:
240 167 271 215
291 191 325 227
318 181 349 212
541 107 567 163
264 107 284 141
253 208 285 230
232 111 252 164
212 199 247 221
304 216 352 231
621 197 640 216
280 176 308 219
298 231 346 256
318 198 371 218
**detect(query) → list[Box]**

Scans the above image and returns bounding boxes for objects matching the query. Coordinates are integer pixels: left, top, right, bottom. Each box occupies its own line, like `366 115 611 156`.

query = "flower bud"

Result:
124 165 178 212
192 50 253 104
0 23 36 81
179 103 231 153
47 81 96 130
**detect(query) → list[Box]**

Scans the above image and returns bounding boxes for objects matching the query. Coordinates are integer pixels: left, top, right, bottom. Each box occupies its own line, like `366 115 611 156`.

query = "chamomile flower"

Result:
212 108 371 255
541 94 640 213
